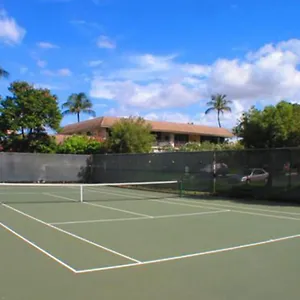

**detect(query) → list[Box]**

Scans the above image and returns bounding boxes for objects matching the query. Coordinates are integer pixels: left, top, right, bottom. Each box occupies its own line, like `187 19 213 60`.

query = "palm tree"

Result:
0 67 9 78
62 92 96 122
205 94 232 128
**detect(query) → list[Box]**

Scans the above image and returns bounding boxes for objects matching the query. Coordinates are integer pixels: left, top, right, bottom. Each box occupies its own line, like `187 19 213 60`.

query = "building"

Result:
59 116 234 151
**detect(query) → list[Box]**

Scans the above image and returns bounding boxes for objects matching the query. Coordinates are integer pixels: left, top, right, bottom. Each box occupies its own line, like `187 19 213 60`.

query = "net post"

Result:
80 185 83 202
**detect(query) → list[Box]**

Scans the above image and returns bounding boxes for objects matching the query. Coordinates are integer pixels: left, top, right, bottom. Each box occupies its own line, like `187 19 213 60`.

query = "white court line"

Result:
186 198 300 216
76 233 300 274
85 202 154 218
152 199 224 211
50 216 149 225
0 222 77 273
2 203 141 264
172 199 300 222
44 192 153 219
50 209 230 225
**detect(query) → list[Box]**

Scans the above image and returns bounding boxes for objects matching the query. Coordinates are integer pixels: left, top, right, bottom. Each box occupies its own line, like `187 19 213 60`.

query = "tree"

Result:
233 101 300 148
0 67 9 79
0 81 62 152
205 94 232 128
107 117 155 153
62 93 96 122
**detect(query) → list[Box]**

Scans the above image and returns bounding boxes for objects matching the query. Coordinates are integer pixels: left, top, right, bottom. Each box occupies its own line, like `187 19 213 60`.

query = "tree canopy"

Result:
233 101 300 148
107 117 155 153
205 94 232 128
0 81 62 152
62 92 96 122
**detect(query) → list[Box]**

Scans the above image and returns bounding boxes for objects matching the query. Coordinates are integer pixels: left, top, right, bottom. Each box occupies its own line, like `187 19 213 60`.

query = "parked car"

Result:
229 168 269 184
200 162 229 176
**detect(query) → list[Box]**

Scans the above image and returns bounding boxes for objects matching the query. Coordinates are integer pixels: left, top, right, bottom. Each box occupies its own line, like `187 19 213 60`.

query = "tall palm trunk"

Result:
217 110 221 128
77 112 80 123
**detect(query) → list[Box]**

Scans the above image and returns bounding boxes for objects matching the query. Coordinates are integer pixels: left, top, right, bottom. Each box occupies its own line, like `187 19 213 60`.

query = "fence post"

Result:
212 151 216 194
288 149 292 189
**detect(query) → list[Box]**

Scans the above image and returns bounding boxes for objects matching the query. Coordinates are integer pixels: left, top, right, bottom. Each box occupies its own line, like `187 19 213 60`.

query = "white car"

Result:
230 168 269 184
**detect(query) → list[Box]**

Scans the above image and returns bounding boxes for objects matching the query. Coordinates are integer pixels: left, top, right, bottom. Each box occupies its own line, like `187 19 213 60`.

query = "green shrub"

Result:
56 135 104 154
179 141 244 152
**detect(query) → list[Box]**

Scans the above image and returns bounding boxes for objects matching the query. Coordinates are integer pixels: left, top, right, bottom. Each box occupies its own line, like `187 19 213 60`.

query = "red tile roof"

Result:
60 116 234 138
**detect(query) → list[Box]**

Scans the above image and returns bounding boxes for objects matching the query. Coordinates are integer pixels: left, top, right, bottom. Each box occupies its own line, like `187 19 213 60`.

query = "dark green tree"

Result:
233 101 300 148
107 117 155 153
0 81 62 152
205 94 232 128
62 92 96 122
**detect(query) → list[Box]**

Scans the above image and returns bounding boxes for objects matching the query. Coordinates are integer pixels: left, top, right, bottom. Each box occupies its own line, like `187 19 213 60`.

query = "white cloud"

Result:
70 19 102 30
42 68 72 77
34 83 68 90
0 10 26 45
37 42 59 49
97 35 116 49
94 103 108 108
20 67 28 74
37 59 47 68
88 60 103 67
58 68 72 76
90 39 300 129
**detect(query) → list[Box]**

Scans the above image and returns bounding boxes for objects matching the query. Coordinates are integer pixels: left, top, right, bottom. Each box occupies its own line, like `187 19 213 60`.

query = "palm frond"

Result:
82 109 96 117
0 67 9 78
206 101 215 106
205 107 215 114
222 106 232 112
61 110 72 116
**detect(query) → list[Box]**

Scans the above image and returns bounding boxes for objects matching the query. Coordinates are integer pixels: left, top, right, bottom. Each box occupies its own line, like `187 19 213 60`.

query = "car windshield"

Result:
242 169 253 176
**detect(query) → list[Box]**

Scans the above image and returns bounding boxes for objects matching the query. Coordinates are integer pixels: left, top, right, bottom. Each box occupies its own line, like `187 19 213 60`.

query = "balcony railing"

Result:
153 140 188 147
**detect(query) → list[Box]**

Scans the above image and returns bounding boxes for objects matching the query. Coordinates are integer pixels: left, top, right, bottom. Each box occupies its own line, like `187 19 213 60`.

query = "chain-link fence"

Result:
92 148 300 202
91 151 215 193
1 148 300 202
214 148 300 202
0 152 91 183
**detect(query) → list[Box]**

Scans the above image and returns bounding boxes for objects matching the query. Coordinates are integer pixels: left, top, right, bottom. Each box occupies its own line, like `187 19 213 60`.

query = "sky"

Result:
1 0 300 130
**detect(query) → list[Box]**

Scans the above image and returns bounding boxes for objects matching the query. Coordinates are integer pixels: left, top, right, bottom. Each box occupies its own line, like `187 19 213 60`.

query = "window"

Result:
174 134 189 143
253 169 265 175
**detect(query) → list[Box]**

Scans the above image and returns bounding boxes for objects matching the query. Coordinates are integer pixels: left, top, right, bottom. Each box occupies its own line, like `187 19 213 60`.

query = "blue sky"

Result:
1 0 300 129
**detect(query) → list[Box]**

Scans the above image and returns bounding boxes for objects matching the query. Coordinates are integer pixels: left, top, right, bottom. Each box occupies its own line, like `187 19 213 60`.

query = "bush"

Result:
179 141 244 152
107 117 155 153
56 135 104 154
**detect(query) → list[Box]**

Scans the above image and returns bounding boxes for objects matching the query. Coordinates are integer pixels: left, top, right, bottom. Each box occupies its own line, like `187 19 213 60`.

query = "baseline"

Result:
76 233 300 274
0 222 77 273
2 203 141 263
172 199 300 221
185 198 300 216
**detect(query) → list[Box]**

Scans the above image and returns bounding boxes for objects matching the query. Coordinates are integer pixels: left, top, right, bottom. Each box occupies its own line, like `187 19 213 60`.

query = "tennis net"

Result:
0 180 181 204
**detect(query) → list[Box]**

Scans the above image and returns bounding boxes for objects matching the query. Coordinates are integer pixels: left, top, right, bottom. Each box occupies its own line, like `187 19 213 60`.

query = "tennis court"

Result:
1 180 300 300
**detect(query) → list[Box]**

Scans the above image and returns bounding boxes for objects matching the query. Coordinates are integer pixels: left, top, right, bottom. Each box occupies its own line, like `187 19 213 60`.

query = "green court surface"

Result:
1 184 300 300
